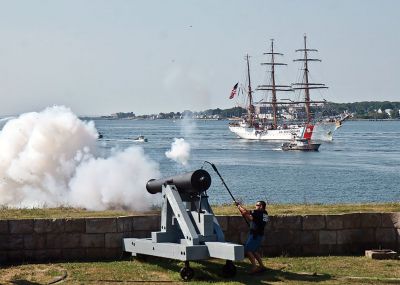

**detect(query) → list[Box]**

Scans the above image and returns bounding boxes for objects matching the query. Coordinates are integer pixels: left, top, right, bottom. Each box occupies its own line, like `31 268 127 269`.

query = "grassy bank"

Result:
1 256 399 284
0 202 399 219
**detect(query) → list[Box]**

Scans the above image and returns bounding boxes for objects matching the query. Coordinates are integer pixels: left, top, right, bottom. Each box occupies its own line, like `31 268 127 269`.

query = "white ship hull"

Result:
229 125 305 140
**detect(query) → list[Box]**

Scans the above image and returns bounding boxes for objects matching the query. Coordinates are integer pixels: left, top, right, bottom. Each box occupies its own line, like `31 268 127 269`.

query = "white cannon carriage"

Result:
123 169 244 280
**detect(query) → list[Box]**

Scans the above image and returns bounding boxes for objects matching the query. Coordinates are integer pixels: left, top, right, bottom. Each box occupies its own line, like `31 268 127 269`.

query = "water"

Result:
92 119 400 205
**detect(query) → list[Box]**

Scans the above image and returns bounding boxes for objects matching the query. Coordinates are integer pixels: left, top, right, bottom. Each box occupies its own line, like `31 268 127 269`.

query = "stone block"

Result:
228 216 249 232
7 250 24 262
331 244 348 255
62 233 81 248
46 233 64 249
10 235 25 250
117 217 133 232
28 249 62 262
24 234 46 249
381 213 400 228
376 228 396 243
81 234 105 248
337 229 375 244
132 216 160 231
265 230 301 246
393 213 400 228
263 245 284 256
361 213 381 228
0 251 7 263
86 218 117 233
105 233 123 248
343 213 361 228
104 248 121 259
62 248 85 260
398 230 400 251
326 215 344 230
319 230 336 245
132 230 150 239
365 249 398 259
302 215 325 230
320 244 347 255
230 232 241 244
86 248 106 260
34 219 64 233
9 219 33 234
277 244 302 256
65 219 86 233
273 215 302 230
0 221 8 234
300 230 318 245
0 235 9 250
1 235 24 250
215 216 228 232
302 245 322 256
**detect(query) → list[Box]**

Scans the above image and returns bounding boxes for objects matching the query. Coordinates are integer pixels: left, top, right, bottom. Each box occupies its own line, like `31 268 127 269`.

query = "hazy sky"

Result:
0 0 399 116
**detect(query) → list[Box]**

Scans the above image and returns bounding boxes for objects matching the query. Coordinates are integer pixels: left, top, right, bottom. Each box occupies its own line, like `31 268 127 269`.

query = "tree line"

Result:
101 101 400 120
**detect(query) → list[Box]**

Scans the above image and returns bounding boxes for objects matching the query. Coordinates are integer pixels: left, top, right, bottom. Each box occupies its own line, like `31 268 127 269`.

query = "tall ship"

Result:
229 35 346 141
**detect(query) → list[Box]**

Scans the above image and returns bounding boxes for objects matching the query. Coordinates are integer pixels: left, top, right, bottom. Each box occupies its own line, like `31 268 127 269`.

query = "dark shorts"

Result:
244 234 264 252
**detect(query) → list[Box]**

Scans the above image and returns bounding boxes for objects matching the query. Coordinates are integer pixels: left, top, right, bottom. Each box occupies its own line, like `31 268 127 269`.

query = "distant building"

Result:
384 109 392 116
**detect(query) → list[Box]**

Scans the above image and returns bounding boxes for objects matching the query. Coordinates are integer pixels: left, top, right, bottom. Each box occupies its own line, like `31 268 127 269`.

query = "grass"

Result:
1 256 399 284
0 202 399 219
213 202 400 216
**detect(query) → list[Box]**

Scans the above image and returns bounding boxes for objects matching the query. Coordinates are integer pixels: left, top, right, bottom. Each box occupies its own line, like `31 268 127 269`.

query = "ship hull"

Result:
228 125 305 140
281 141 320 151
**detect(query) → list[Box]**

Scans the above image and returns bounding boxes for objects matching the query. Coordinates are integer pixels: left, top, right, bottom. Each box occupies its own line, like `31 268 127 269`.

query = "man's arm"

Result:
236 203 253 221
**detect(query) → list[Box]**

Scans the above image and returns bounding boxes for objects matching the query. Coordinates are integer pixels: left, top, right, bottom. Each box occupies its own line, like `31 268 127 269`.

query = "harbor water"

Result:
95 119 400 205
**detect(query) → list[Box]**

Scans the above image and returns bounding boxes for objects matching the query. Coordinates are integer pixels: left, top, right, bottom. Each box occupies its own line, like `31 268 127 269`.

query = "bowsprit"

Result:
123 169 244 281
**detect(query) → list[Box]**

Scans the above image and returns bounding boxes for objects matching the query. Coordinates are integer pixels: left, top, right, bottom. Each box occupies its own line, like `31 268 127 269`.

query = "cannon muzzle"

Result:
146 169 211 194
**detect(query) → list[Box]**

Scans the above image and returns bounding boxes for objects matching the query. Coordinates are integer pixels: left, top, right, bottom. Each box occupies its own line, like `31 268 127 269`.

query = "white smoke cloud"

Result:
69 147 159 211
165 138 191 166
0 106 160 210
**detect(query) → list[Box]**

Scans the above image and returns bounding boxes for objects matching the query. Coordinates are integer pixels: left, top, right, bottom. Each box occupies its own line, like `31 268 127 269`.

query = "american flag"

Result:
229 82 239 99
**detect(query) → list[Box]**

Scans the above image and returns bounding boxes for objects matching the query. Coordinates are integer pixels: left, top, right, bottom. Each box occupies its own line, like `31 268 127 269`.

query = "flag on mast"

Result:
229 82 239 99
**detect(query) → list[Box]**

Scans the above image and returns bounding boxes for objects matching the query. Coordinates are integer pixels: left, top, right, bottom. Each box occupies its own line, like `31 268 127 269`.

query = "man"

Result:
236 200 269 274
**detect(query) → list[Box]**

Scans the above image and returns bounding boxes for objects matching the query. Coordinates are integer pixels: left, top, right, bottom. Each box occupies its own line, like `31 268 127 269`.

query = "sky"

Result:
0 0 399 116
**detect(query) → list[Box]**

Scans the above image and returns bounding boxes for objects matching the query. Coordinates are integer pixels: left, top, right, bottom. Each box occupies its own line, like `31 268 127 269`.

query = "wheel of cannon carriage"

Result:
222 260 237 278
180 266 194 281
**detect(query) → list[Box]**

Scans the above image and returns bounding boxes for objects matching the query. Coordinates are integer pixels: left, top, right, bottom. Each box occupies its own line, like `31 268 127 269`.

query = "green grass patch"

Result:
1 256 399 284
0 202 399 219
213 202 400 216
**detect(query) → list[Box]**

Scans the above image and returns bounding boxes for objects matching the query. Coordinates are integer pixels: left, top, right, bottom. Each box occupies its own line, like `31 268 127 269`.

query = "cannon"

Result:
123 169 244 281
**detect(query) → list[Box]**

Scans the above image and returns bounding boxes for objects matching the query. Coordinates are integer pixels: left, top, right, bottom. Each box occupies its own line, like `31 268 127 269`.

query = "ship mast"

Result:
292 34 328 124
257 39 292 129
245 54 255 127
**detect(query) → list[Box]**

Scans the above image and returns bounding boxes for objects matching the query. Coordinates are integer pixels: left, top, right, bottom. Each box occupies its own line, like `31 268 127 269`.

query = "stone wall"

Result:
225 213 400 256
1 213 399 263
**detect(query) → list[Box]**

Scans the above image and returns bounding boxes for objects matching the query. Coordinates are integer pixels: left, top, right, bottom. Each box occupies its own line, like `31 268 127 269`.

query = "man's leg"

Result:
245 251 258 272
254 252 266 269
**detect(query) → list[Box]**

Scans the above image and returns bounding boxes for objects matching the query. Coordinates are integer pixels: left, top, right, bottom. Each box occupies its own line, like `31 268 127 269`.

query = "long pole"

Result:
204 161 249 226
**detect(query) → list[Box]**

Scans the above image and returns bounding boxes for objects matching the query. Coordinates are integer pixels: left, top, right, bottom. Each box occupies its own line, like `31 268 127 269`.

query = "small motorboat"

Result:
281 138 320 151
133 135 148 142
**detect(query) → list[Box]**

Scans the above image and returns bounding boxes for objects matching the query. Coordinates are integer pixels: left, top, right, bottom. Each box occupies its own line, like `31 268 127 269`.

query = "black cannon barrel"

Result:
146 169 211 194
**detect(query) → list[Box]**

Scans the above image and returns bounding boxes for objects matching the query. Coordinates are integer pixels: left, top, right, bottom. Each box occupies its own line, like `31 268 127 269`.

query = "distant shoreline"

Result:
81 117 400 122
